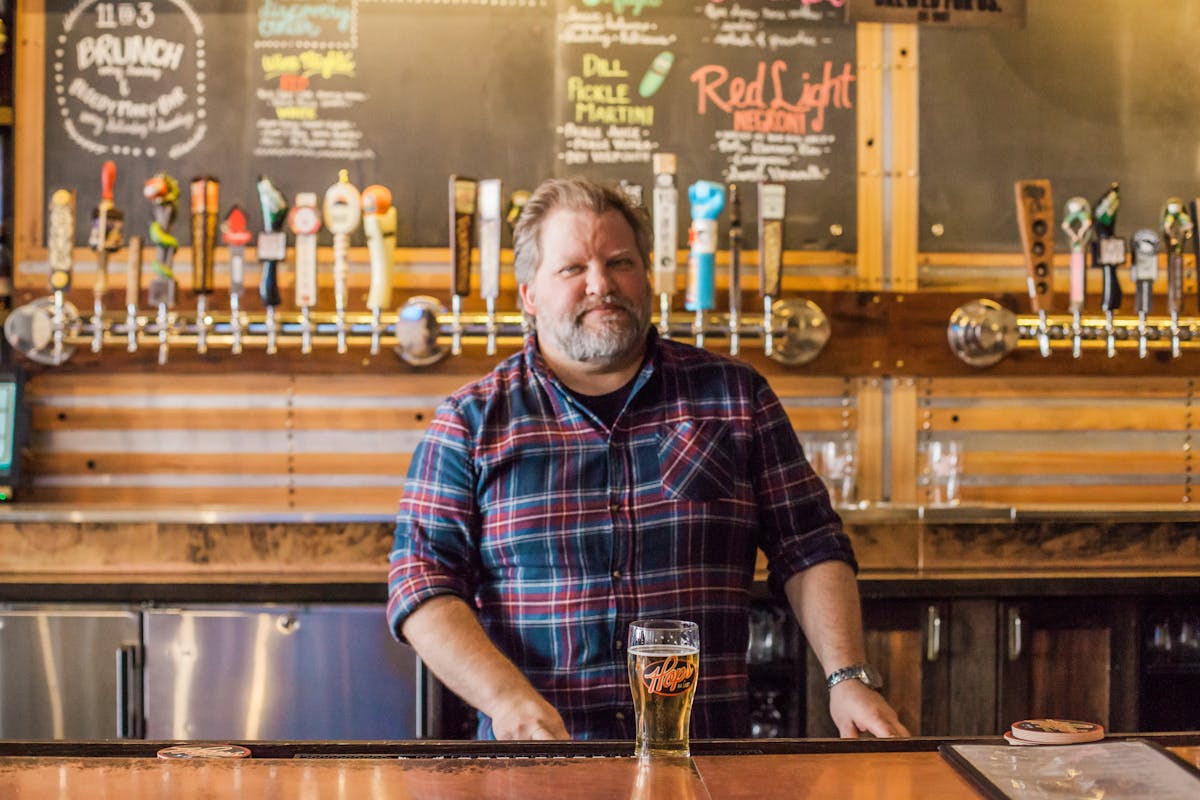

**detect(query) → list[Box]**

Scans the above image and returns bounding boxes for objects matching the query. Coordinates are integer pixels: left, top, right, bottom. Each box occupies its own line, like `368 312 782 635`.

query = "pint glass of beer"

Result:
627 619 699 759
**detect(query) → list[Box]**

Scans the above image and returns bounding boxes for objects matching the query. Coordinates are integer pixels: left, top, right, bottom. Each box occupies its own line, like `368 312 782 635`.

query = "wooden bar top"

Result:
0 752 975 799
0 742 1195 799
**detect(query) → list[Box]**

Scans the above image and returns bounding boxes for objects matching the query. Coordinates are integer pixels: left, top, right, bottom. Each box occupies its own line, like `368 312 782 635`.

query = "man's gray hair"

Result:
512 177 653 286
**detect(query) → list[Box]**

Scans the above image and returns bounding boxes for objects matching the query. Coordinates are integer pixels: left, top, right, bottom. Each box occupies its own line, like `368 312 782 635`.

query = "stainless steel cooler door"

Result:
0 606 142 739
143 604 418 740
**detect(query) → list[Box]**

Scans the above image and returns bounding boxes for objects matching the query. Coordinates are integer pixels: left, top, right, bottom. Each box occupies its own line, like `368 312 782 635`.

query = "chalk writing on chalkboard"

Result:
558 6 677 49
693 58 854 183
556 2 854 186
51 0 208 160
695 2 852 184
253 0 373 161
706 0 836 48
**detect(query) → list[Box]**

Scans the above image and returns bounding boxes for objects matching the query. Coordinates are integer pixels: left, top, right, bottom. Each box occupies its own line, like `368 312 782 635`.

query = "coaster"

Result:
1003 731 1041 746
157 744 252 759
1009 719 1105 745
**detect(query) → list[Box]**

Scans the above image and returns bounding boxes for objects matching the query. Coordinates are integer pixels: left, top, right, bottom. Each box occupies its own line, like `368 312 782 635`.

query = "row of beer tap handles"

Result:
43 158 793 364
1016 180 1200 358
48 165 399 365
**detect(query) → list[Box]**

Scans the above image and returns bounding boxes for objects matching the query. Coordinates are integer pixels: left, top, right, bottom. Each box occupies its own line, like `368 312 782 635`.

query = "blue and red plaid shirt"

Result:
387 331 855 739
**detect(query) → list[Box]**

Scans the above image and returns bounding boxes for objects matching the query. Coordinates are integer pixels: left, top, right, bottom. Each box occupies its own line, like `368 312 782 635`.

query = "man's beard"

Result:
537 290 653 366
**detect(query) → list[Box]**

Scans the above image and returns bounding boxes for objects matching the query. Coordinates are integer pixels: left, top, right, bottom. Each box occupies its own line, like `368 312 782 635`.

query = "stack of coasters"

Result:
1005 719 1105 746
157 744 252 759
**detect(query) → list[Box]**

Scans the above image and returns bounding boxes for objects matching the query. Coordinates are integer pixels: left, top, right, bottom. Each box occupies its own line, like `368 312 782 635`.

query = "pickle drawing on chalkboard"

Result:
639 51 674 98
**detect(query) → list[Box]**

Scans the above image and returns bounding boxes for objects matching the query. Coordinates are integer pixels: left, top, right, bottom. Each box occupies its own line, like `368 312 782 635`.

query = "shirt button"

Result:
611 570 622 579
609 502 620 513
615 640 624 650
615 711 626 721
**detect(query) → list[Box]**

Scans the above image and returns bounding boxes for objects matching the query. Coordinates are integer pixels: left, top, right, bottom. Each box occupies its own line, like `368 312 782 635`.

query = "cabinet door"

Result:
804 600 953 736
1141 598 1200 731
0 606 141 739
143 604 419 740
998 598 1138 732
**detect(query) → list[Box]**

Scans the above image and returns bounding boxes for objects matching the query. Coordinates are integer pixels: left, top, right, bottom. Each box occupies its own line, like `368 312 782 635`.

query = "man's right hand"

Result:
489 693 570 740
400 595 572 741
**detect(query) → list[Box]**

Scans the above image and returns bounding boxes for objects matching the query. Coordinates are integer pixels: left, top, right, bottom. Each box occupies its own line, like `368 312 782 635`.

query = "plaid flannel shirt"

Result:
387 331 855 739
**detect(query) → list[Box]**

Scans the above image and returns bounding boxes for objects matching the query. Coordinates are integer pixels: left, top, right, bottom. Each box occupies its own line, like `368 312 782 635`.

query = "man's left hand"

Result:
828 681 911 738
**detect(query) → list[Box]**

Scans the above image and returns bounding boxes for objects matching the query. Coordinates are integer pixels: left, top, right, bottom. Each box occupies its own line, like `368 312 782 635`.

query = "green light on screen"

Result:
0 383 14 472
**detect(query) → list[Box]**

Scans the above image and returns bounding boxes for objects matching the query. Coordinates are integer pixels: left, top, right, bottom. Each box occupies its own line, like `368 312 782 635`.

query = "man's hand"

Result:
400 596 571 741
489 693 570 740
829 681 911 738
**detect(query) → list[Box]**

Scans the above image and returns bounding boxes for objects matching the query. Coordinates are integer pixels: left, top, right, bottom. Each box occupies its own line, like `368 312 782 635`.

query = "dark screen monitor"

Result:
0 367 27 501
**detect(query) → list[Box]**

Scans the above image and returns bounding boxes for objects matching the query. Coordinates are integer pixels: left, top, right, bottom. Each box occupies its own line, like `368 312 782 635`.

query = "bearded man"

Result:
387 177 907 741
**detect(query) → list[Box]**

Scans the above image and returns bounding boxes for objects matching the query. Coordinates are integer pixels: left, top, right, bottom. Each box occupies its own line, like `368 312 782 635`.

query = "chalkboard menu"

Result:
553 0 856 249
918 0 1200 253
44 0 856 249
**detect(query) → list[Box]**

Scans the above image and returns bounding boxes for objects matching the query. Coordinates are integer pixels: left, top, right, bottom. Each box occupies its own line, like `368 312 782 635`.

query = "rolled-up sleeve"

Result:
749 377 858 598
387 399 481 641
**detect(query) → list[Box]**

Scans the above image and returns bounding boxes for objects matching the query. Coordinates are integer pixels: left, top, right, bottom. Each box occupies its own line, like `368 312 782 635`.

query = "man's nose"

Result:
585 263 614 295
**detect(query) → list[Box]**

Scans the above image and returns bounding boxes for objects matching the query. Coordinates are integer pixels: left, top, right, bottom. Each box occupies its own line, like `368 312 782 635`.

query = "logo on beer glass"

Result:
640 653 697 696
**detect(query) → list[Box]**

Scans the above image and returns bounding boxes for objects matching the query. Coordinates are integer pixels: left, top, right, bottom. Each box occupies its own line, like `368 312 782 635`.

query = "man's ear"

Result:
518 282 536 317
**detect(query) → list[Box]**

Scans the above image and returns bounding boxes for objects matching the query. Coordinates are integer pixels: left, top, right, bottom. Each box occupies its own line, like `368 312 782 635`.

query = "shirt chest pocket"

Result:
657 419 736 501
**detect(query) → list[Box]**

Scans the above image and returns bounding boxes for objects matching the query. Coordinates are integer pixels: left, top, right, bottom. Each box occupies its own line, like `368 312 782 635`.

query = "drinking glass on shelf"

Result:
747 606 775 665
818 439 857 507
749 690 783 738
925 440 963 506
1177 613 1200 662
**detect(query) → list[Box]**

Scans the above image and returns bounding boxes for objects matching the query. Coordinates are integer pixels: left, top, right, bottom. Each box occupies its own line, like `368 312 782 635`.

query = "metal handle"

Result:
116 644 144 739
925 605 942 662
1007 607 1023 661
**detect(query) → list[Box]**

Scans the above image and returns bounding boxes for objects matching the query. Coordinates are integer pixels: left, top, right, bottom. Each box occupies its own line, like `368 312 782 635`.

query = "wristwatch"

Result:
826 663 884 691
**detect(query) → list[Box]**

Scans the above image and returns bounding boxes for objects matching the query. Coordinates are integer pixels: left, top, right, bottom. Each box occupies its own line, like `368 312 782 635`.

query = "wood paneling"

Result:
856 22 885 292
911 376 1196 507
23 371 861 508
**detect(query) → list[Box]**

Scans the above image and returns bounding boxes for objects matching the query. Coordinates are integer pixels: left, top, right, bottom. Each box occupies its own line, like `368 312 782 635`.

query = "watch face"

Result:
861 664 883 689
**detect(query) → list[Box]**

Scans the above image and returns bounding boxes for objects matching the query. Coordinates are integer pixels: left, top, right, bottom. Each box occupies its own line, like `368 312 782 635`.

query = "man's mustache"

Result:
572 294 639 323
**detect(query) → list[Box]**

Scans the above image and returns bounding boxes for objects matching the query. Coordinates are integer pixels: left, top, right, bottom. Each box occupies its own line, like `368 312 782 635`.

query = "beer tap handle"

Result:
1131 228 1160 360
124 235 143 353
1061 196 1093 358
1091 182 1121 358
144 173 180 365
288 193 322 354
189 176 219 354
323 170 361 354
727 183 743 356
47 189 75 365
757 183 786 356
449 175 477 356
256 176 289 355
1191 198 1200 314
221 206 252 355
477 179 503 357
686 181 725 349
652 153 679 338
89 161 123 353
1162 197 1192 358
506 190 531 340
362 184 397 356
1014 180 1054 357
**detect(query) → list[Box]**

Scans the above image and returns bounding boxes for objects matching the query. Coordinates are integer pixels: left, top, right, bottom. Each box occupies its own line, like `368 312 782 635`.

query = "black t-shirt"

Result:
567 374 637 429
